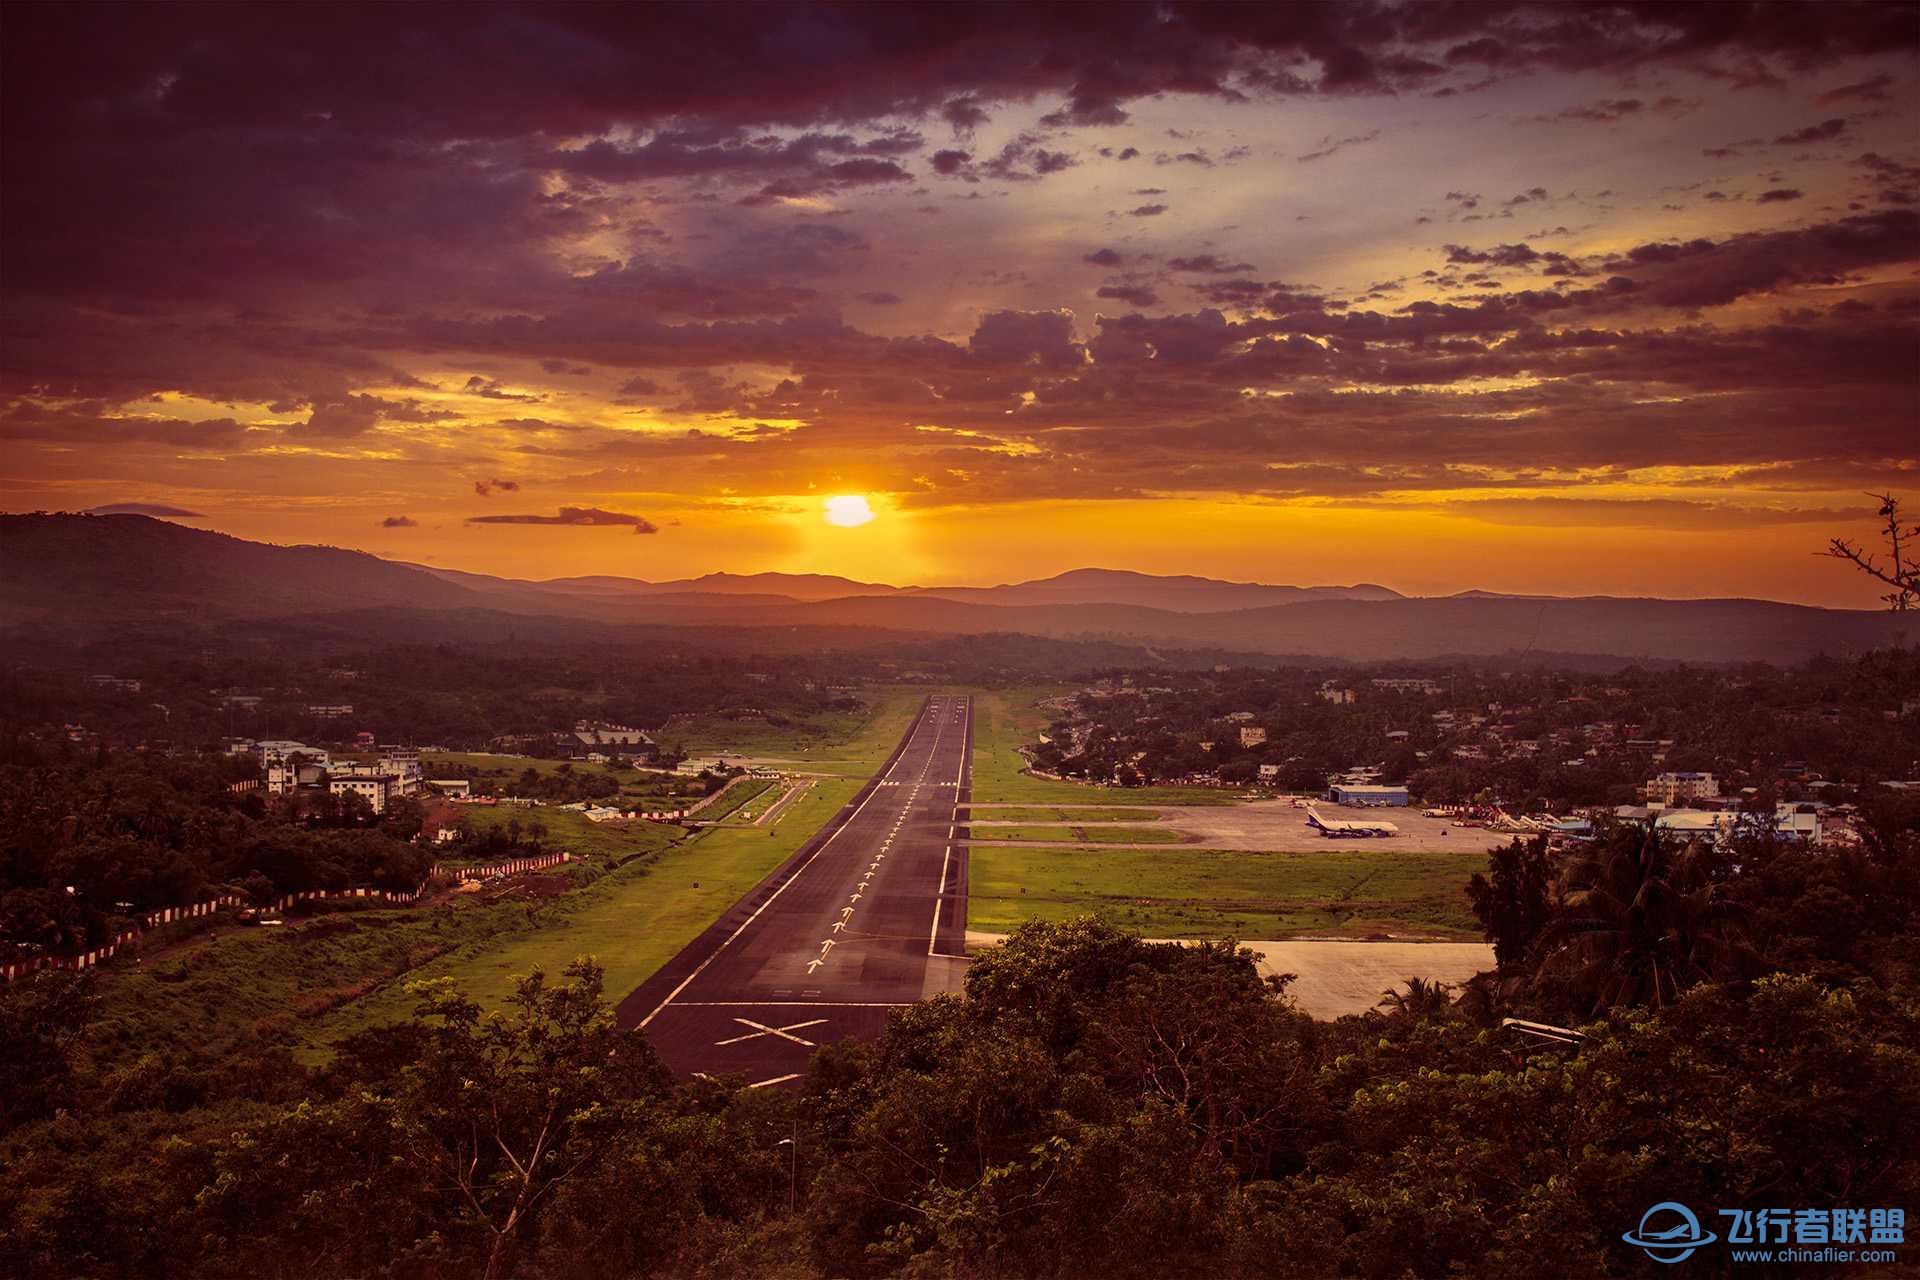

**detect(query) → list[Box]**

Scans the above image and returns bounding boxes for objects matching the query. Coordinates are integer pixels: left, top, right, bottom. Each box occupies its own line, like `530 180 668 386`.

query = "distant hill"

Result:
1 513 1907 664
524 571 907 602
909 567 1401 612
0 513 488 623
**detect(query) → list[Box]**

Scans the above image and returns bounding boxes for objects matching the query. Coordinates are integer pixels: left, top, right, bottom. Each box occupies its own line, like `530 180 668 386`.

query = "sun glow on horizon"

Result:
823 494 877 528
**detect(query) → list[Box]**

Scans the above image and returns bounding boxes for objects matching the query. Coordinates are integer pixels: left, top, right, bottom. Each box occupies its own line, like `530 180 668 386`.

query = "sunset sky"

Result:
3 2 1917 604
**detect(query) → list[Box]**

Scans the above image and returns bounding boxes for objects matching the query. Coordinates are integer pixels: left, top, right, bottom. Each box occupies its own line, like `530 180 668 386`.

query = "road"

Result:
616 694 972 1087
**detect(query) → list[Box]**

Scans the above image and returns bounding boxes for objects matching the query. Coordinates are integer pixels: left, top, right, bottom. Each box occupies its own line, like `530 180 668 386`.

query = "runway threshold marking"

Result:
676 1000 912 1008
716 1017 828 1047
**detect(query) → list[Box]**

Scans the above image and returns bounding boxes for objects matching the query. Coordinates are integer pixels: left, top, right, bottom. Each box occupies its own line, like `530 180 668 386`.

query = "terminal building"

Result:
1327 783 1411 806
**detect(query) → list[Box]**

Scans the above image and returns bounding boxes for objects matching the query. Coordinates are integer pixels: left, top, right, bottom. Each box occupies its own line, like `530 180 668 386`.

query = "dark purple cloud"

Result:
85 503 206 517
467 506 657 532
1097 284 1160 307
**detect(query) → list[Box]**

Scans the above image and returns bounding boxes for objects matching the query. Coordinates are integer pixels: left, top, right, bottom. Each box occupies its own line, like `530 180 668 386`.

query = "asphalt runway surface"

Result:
616 694 972 1087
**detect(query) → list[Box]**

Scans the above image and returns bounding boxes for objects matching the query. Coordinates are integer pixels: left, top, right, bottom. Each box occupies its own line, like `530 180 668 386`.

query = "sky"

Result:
2 2 1917 605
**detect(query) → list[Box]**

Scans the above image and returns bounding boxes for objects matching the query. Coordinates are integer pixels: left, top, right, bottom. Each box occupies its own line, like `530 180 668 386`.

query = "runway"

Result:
616 694 972 1086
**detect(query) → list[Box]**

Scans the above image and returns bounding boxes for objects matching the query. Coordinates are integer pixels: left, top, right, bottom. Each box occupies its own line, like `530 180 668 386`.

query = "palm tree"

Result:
1530 820 1751 1015
1376 976 1454 1023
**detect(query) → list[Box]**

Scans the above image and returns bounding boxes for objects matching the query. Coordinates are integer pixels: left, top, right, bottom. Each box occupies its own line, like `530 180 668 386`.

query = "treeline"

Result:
0 633 883 754
0 744 431 956
1033 648 1920 804
4 806 1918 1279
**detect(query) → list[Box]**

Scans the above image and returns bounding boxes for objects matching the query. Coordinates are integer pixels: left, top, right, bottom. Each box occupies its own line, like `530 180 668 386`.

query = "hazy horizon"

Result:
6 505 1911 610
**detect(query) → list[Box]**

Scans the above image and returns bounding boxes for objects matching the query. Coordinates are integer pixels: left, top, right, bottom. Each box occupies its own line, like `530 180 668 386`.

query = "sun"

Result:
823 494 877 528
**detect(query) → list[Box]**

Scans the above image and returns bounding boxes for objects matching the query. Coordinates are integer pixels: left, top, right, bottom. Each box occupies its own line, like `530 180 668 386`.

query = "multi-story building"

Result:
329 774 395 815
1646 771 1717 807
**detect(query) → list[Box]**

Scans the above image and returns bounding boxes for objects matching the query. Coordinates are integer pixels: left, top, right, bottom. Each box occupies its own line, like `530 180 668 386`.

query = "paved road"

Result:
616 695 972 1087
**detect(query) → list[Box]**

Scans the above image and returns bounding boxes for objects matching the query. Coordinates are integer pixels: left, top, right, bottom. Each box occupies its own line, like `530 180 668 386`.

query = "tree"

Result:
1530 822 1752 1015
396 959 627 1280
1082 946 1322 1176
1465 836 1556 971
1826 491 1918 610
1375 977 1454 1026
0 970 96 1132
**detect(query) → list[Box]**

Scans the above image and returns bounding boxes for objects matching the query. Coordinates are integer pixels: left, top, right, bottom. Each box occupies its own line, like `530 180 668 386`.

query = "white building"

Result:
329 775 395 815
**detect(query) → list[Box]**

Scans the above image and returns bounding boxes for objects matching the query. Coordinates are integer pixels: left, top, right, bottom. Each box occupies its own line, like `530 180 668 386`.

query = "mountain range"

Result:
0 513 1907 665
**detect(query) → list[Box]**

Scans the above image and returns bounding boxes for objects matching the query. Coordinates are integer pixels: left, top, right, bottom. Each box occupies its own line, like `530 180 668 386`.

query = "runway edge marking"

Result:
632 696 940 1029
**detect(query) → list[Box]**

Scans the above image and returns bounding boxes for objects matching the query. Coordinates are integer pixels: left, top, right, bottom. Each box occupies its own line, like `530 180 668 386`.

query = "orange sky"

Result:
2 5 1915 606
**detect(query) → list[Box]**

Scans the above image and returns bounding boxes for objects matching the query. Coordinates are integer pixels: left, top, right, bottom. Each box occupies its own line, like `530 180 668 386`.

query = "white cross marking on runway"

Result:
716 1018 827 1047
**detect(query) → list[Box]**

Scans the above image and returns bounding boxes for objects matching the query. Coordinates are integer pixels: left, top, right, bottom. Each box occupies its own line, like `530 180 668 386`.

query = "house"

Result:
1239 726 1268 748
86 675 143 693
306 704 354 718
1318 687 1355 705
427 778 472 798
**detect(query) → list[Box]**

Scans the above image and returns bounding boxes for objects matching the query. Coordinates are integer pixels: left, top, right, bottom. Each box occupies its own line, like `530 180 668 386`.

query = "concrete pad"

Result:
1241 940 1494 1019
1157 799 1507 853
963 932 1493 1021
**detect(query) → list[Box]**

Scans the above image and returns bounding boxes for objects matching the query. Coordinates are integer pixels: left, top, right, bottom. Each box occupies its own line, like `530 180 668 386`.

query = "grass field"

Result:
458 805 684 863
967 824 1186 844
962 806 1164 823
664 688 928 775
690 776 779 823
967 689 1240 806
85 895 556 1074
425 751 601 779
966 845 1485 939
